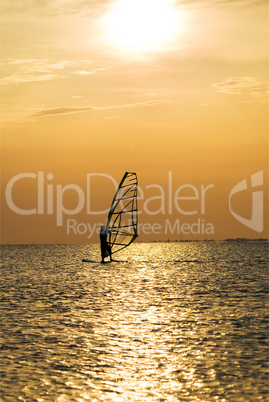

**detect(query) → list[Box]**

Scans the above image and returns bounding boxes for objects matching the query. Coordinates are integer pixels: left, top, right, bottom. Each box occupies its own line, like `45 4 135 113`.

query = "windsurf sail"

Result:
106 172 138 254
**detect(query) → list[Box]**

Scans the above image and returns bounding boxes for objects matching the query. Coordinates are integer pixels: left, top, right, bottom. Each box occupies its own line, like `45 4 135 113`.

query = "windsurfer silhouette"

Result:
100 226 113 263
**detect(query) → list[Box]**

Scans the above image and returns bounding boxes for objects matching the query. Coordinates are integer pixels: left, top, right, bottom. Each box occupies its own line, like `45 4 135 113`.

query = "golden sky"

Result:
1 0 268 244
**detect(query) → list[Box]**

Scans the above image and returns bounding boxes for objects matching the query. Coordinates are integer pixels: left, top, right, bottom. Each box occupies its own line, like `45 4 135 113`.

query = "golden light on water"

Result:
101 0 184 53
1 243 268 399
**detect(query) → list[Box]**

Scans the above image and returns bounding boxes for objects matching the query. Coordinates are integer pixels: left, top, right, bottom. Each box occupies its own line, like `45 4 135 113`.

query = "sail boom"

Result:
110 209 137 215
114 196 136 201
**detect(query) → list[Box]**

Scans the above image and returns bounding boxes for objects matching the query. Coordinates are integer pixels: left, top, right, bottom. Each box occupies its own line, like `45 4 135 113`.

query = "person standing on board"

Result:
99 226 113 263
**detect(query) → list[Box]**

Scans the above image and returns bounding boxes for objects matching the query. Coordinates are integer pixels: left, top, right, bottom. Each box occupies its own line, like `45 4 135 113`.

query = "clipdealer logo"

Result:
4 170 265 236
4 171 214 237
229 170 264 233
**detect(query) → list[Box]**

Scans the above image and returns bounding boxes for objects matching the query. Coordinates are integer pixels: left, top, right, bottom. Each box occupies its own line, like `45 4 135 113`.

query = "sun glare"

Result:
102 0 183 53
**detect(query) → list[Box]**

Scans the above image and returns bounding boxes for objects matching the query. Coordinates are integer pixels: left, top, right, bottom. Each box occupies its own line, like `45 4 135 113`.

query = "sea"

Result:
1 242 268 402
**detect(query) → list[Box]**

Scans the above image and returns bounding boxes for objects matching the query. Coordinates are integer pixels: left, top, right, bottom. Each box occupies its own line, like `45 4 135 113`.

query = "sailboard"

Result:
83 171 138 263
106 171 138 254
82 259 127 263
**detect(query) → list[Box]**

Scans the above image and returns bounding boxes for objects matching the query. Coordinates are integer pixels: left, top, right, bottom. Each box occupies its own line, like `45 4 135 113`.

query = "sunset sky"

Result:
1 0 268 244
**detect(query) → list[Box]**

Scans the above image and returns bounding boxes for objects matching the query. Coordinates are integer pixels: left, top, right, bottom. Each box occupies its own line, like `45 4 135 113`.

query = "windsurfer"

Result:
100 225 113 263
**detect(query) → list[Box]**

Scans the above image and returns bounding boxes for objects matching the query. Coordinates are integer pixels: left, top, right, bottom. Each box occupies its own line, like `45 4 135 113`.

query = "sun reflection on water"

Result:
1 242 268 401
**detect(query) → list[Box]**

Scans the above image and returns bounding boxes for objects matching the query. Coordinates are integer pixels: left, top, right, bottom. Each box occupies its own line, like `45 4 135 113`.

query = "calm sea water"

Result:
1 242 268 402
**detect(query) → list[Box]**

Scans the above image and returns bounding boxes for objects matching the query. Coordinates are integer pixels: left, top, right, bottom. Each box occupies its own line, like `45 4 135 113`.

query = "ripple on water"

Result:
1 242 268 401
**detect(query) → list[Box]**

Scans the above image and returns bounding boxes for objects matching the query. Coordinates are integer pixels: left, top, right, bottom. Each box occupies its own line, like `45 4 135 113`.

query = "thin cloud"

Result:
176 0 266 6
32 106 97 117
73 67 110 75
1 59 76 85
74 71 95 76
213 77 268 101
8 59 75 71
2 0 111 19
0 59 108 86
30 100 172 118
1 74 61 85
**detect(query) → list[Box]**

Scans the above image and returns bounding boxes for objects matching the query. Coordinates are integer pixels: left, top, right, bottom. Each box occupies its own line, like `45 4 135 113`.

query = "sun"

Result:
102 0 183 53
